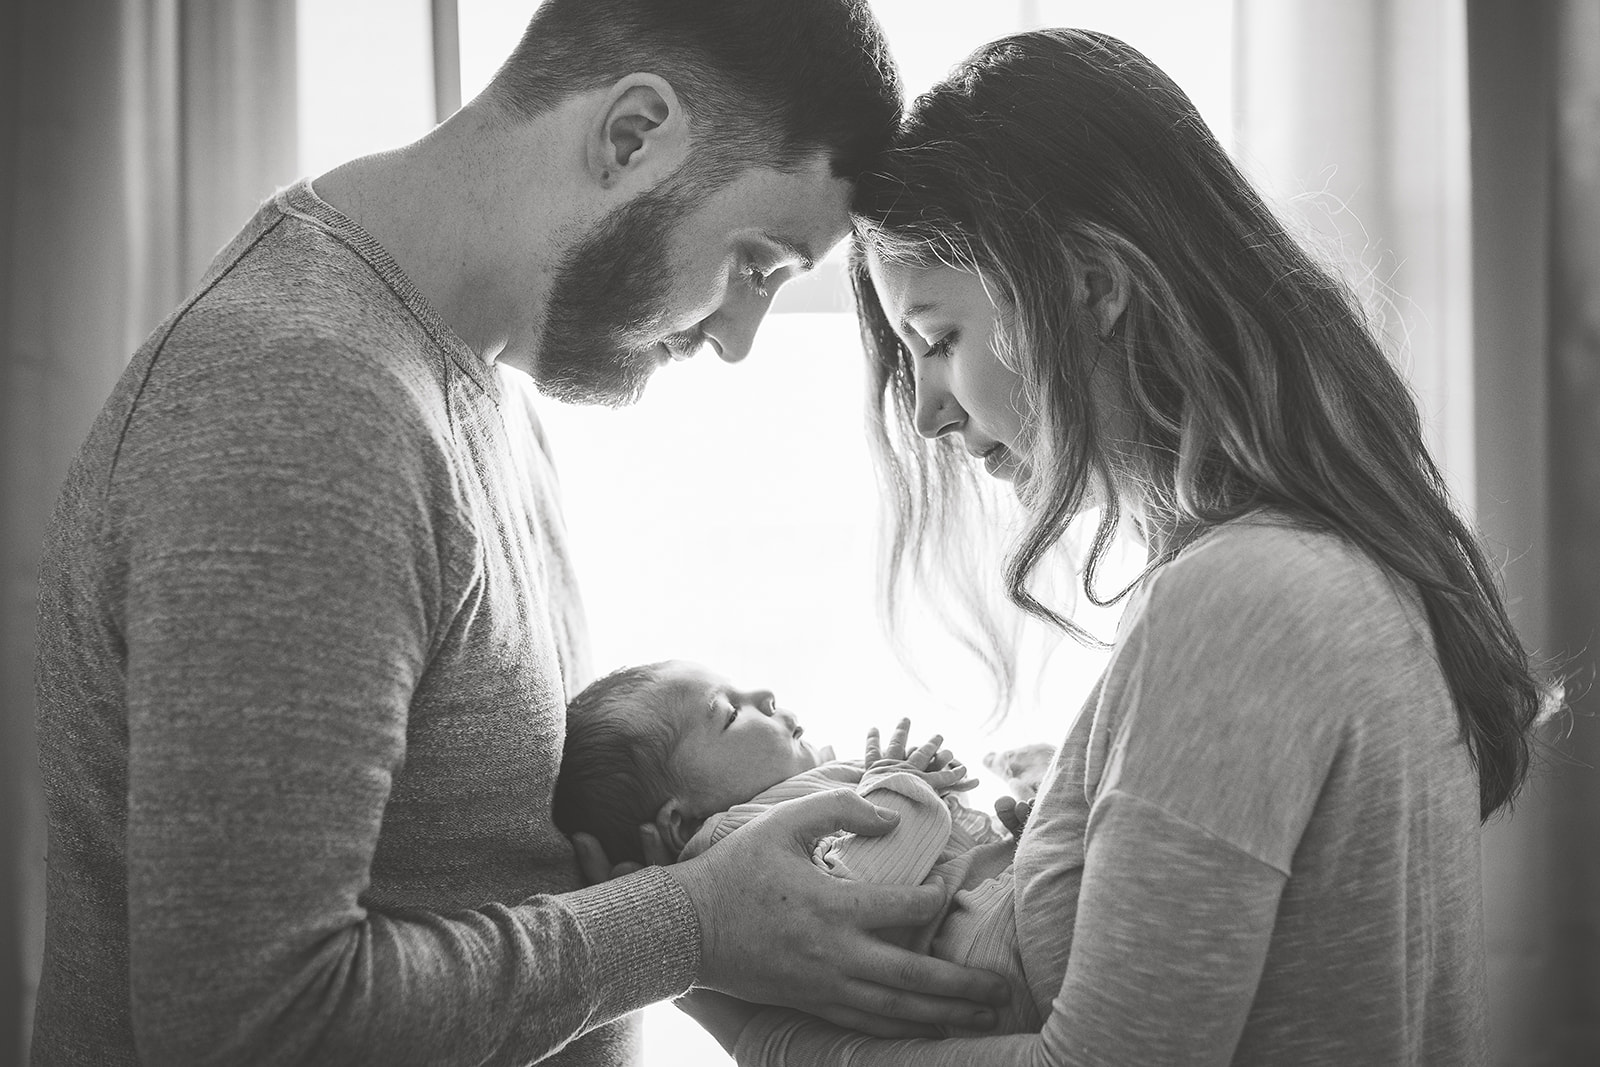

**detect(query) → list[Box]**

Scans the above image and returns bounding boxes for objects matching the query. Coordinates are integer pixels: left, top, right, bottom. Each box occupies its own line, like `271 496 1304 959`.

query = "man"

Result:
30 1 1009 1064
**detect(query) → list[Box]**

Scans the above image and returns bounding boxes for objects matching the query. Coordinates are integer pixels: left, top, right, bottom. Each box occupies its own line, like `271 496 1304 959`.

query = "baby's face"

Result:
657 661 822 817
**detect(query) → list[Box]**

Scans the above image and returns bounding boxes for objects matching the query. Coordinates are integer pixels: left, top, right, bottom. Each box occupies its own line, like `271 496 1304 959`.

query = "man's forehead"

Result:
713 155 853 257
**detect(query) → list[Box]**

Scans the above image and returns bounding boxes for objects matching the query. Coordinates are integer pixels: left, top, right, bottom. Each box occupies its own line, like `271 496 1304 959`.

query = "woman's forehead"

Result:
867 253 998 332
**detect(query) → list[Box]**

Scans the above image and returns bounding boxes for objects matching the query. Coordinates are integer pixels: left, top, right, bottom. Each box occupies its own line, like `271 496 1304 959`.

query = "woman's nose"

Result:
913 375 964 439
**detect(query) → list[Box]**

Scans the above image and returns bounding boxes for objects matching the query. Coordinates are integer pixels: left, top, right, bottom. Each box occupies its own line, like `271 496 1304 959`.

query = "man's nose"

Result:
701 287 776 364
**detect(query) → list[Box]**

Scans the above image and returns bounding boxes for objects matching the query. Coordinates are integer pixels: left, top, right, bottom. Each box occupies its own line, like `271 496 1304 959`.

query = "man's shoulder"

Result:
182 227 422 368
140 225 458 445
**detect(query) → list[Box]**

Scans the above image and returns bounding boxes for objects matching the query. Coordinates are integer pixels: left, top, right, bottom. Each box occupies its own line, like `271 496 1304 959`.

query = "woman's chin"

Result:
994 460 1032 495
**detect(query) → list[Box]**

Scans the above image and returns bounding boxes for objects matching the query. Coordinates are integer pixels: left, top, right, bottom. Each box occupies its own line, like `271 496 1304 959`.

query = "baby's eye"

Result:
725 707 739 728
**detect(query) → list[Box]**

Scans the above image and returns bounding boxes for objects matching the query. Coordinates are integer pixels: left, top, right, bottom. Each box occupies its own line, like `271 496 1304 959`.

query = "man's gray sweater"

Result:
32 180 700 1066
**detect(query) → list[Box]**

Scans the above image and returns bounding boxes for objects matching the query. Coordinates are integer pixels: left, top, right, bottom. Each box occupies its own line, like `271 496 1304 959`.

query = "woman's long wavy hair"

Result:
852 28 1551 820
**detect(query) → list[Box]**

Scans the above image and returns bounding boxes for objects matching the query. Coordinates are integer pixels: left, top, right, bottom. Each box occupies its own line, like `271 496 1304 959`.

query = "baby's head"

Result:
554 660 822 865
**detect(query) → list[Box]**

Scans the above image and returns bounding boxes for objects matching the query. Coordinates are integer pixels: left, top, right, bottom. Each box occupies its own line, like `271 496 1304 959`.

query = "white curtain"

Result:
1233 0 1476 509
0 2 299 1059
1235 2 1600 1063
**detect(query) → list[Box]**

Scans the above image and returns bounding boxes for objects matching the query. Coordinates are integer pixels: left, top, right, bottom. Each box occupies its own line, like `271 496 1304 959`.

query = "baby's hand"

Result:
993 796 1033 840
864 718 979 795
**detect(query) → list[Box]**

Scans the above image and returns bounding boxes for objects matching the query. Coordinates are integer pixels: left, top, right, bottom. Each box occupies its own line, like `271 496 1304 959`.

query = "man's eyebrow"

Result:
898 302 938 337
759 231 816 272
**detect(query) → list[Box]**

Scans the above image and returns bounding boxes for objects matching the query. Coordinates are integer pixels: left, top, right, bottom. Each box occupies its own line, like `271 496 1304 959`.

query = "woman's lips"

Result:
980 444 1010 478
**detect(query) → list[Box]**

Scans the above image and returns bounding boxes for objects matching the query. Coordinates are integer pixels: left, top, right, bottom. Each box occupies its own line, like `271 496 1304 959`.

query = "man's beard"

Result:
534 173 708 407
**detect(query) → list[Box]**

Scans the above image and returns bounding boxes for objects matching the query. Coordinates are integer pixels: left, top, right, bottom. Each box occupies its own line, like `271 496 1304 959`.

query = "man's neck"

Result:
312 108 572 368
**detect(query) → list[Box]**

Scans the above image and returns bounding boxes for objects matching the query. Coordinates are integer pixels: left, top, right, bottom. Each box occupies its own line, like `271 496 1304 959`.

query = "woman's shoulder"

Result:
1148 512 1405 625
1090 513 1459 868
1113 510 1437 685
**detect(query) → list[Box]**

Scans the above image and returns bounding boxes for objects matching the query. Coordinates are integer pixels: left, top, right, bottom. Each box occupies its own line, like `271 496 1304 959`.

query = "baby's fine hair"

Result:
553 662 681 866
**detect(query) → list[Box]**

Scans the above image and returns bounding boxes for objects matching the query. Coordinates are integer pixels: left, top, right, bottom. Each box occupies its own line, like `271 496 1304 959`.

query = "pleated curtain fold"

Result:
1 3 298 1061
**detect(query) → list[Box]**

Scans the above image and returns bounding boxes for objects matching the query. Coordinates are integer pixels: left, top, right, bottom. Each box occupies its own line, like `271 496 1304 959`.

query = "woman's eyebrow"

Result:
898 302 938 336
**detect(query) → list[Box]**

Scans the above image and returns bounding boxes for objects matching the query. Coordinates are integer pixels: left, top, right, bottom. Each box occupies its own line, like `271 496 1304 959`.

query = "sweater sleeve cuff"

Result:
562 865 702 1021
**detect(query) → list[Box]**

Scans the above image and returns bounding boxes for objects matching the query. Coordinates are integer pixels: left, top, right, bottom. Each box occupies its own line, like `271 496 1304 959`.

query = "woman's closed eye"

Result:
923 330 959 358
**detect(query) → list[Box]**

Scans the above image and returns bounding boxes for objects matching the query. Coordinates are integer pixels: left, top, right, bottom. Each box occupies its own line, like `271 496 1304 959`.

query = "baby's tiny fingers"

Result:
922 764 978 792
907 734 943 769
887 717 912 760
864 727 881 763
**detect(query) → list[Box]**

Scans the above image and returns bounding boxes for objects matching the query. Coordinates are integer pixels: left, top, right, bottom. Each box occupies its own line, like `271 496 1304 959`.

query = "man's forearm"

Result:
129 868 699 1065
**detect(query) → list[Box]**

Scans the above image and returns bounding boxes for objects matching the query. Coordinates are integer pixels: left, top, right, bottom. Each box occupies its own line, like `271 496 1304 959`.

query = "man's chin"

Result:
531 346 658 408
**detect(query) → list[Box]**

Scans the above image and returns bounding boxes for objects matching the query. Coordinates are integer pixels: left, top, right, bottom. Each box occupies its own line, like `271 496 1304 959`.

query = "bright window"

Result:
302 3 1233 1062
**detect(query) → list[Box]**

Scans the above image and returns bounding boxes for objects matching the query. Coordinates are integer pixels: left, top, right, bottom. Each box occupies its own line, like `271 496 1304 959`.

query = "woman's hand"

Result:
993 795 1033 839
675 989 763 1055
864 718 979 795
570 824 675 885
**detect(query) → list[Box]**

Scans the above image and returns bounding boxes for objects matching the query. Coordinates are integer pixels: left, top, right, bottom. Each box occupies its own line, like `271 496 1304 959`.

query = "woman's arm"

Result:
733 531 1370 1067
678 989 766 1055
732 794 1285 1067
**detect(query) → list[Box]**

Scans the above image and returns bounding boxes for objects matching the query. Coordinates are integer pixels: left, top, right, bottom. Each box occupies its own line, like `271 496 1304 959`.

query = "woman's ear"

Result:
585 74 689 189
1083 252 1132 340
653 797 699 859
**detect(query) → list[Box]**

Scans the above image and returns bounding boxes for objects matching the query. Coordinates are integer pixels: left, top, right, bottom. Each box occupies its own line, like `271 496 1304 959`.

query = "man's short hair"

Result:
485 0 902 185
553 662 681 866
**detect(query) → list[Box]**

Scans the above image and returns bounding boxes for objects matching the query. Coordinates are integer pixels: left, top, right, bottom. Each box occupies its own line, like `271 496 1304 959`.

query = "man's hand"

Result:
666 788 1010 1037
571 825 674 885
864 718 978 796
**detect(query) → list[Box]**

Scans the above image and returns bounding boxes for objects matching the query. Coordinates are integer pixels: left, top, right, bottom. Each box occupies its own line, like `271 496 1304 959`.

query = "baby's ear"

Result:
653 798 697 859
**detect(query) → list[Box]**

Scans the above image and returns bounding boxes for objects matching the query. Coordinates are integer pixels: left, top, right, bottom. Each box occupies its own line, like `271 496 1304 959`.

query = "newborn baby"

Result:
554 660 990 867
553 659 1053 1034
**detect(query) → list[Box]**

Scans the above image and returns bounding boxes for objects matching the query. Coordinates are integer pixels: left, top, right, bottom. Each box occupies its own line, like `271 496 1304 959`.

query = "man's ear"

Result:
586 74 689 189
1083 252 1132 340
653 797 701 859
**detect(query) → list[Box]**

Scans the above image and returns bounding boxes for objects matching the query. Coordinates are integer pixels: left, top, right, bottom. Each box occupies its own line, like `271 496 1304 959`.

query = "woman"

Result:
690 27 1551 1066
